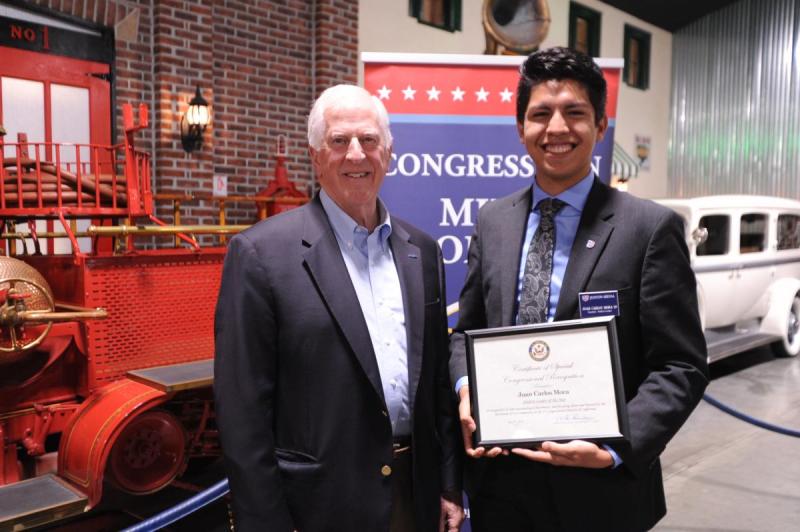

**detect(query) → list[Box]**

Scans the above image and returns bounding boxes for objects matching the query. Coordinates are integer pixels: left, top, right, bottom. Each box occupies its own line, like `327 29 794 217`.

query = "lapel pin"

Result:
586 239 596 249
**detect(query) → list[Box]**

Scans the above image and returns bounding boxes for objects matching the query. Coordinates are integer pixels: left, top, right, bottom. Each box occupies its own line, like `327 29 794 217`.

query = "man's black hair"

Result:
516 47 607 125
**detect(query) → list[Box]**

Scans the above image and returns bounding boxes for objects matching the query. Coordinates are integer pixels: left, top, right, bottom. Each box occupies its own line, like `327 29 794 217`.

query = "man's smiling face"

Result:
518 79 607 195
311 100 391 228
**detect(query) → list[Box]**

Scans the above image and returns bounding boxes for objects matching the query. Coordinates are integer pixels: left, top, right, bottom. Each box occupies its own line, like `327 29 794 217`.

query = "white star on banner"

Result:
402 85 416 100
451 86 465 101
426 86 441 101
377 85 391 100
499 87 513 102
475 87 489 102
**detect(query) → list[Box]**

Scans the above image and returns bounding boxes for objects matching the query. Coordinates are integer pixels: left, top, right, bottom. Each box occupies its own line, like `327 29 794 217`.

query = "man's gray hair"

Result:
307 84 393 150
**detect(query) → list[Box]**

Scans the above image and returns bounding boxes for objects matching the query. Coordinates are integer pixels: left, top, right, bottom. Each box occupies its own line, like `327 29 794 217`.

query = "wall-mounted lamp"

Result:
181 86 211 153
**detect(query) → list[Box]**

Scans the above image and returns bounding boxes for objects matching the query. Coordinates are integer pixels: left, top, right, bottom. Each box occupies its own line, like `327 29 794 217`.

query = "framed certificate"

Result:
465 316 629 448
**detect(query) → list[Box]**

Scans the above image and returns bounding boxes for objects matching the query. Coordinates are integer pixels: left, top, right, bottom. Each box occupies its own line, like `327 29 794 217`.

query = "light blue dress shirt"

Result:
320 190 411 437
515 172 594 324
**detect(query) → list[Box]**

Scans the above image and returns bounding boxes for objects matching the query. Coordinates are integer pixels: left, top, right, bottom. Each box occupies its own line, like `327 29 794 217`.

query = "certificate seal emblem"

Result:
528 340 550 361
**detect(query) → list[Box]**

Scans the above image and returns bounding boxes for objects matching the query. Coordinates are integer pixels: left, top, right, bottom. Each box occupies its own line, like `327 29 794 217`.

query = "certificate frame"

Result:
465 316 629 448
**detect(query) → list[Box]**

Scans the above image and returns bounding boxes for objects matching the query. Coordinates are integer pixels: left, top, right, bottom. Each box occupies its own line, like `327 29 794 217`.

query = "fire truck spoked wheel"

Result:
107 410 187 495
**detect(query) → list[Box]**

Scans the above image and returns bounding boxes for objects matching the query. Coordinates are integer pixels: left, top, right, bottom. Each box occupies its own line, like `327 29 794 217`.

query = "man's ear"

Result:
309 146 321 175
596 115 609 143
383 143 393 167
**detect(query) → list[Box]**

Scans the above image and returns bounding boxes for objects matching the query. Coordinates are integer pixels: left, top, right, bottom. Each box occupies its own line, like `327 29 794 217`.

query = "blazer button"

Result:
381 465 392 477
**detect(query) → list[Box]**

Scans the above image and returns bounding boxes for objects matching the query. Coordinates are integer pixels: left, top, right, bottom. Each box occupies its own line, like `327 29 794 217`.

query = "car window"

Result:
778 214 800 250
740 213 767 253
697 215 729 256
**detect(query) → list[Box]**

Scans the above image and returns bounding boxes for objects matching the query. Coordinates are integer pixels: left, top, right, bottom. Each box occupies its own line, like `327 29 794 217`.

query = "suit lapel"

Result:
500 187 533 325
555 179 615 320
390 223 424 414
301 198 386 404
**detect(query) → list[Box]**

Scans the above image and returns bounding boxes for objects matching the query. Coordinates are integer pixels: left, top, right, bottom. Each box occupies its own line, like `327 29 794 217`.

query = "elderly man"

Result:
215 84 463 532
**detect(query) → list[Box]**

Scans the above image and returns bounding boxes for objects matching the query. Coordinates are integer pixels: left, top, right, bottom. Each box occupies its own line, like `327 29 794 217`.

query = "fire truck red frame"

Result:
0 103 236 521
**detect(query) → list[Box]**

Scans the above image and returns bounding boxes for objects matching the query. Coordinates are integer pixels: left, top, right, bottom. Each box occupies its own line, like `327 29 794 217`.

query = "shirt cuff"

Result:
603 444 622 468
455 376 469 395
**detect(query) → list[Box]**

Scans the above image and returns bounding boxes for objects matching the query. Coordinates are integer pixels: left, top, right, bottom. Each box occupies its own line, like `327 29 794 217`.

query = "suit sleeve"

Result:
621 209 709 476
434 244 463 492
449 212 489 388
214 235 294 532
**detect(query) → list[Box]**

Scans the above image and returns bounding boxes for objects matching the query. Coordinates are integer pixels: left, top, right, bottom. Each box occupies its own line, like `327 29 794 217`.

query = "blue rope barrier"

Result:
702 393 800 438
120 478 230 532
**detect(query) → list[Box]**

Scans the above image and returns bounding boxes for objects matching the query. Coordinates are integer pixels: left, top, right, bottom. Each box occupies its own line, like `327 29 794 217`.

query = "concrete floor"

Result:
656 346 800 532
52 346 799 531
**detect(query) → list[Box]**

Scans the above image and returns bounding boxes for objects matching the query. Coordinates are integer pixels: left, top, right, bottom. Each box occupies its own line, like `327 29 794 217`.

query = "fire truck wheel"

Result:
107 409 187 495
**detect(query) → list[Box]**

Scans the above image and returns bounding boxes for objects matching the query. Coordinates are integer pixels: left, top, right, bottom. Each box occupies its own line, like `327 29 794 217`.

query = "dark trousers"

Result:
389 446 417 532
468 454 653 532
468 456 561 532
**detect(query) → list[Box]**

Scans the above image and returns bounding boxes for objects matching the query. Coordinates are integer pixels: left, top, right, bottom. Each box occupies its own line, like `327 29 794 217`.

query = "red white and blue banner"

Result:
363 53 622 320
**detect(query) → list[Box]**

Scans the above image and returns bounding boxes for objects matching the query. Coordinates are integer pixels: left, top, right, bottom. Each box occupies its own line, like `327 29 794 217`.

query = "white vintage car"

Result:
656 195 800 361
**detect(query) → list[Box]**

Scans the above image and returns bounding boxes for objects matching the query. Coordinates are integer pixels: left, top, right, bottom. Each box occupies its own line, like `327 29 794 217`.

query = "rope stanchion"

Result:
120 478 230 532
702 393 800 438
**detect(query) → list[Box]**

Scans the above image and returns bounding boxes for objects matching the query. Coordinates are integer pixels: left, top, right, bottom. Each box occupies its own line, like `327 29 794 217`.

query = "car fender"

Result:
759 278 800 338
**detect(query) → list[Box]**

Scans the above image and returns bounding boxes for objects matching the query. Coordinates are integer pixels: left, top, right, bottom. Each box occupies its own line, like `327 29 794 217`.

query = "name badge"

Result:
578 290 620 318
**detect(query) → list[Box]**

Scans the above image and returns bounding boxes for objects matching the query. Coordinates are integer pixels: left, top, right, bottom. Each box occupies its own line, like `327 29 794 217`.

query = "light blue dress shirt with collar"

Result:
515 171 594 323
320 189 411 438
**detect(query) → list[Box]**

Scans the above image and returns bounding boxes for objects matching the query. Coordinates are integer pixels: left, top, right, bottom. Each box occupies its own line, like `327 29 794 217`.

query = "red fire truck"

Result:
0 104 303 529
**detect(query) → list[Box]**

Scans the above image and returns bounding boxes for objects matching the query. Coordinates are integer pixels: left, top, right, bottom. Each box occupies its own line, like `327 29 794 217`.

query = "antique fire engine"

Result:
0 103 280 529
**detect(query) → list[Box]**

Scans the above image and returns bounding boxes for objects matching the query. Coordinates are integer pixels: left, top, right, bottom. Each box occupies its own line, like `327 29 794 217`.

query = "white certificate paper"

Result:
467 316 628 446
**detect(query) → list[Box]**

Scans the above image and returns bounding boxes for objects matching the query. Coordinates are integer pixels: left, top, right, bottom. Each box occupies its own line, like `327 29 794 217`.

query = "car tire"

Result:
772 292 800 357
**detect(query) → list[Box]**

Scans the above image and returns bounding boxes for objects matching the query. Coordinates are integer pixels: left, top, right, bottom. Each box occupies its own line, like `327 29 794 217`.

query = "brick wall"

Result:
22 0 358 226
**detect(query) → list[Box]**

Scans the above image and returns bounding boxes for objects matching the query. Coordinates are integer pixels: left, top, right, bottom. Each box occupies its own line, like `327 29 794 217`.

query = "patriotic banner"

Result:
363 53 622 322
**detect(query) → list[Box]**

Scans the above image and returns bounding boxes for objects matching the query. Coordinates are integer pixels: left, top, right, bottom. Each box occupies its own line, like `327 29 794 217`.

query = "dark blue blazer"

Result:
215 195 461 532
450 179 709 531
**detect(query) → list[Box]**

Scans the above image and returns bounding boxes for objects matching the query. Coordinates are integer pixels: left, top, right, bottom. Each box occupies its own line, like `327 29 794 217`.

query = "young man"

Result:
450 47 709 531
215 85 462 532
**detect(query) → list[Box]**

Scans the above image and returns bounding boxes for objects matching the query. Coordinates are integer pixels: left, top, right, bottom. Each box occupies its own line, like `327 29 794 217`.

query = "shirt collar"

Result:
531 171 594 214
319 188 393 249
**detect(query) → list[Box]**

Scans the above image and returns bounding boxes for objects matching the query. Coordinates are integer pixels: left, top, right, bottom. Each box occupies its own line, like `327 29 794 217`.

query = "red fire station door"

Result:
0 46 112 252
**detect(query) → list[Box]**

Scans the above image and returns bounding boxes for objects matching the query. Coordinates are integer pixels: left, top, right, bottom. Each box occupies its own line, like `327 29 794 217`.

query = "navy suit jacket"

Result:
215 196 461 532
450 179 709 530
